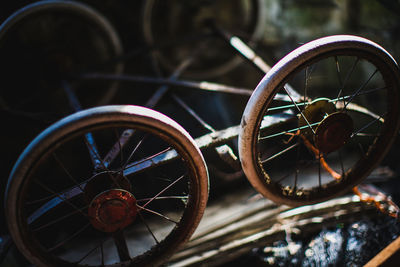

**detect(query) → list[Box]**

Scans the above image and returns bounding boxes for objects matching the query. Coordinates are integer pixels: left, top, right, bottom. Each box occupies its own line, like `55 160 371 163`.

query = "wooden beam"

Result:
364 235 400 267
168 191 376 267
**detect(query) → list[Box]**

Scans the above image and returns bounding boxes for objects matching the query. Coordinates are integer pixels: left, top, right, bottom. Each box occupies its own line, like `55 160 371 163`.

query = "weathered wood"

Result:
364 235 400 267
168 191 376 267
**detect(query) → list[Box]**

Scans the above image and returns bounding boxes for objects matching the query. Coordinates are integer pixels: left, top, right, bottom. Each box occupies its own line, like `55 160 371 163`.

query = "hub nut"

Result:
88 189 137 233
315 112 353 154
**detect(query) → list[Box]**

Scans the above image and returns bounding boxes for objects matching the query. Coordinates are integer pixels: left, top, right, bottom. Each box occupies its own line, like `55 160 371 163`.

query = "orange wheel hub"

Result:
88 189 137 233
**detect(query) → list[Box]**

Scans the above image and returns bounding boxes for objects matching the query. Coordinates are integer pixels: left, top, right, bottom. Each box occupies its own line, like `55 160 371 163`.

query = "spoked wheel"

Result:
0 0 124 117
239 35 400 206
142 0 265 78
0 1 124 236
5 105 209 266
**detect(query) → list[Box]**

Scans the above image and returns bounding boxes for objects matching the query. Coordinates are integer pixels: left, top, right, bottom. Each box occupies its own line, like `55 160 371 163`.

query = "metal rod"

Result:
211 23 302 101
113 230 131 261
62 81 103 169
103 49 198 168
79 73 253 96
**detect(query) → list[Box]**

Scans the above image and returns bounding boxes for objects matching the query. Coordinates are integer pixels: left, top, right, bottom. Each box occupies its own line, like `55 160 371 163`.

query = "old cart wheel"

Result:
239 35 400 206
5 105 208 266
142 0 265 78
0 0 125 239
0 0 124 112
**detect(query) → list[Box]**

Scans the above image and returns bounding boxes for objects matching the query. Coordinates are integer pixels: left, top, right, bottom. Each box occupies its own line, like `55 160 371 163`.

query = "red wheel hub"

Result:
88 189 137 233
315 112 353 154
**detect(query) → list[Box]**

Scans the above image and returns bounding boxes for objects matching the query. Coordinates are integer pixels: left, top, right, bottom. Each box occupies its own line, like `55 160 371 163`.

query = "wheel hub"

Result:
88 189 137 233
298 98 336 138
298 98 354 154
315 112 353 154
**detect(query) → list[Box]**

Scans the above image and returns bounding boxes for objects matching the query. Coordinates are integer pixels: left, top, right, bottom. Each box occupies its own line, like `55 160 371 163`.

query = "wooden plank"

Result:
168 192 376 267
364 235 400 267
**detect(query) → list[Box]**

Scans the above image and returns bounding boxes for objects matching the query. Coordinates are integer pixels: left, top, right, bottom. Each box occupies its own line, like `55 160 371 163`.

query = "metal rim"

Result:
0 0 124 106
5 105 209 266
239 35 400 206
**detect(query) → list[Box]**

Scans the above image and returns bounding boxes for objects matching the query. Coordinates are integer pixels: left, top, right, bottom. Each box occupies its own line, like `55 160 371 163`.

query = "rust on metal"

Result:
88 189 137 233
315 112 353 154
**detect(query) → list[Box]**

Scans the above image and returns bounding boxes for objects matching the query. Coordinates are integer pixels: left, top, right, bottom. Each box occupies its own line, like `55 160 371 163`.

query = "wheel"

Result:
142 0 265 78
0 0 124 113
0 0 124 232
5 105 209 266
239 35 400 206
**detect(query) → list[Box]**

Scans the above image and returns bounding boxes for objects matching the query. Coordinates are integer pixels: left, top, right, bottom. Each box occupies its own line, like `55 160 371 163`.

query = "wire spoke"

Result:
120 135 147 172
268 101 309 112
268 85 387 113
47 223 91 252
104 129 137 169
259 121 321 140
350 113 385 139
354 133 380 137
32 205 89 232
116 129 124 167
33 179 88 219
338 150 345 176
137 196 189 202
333 85 389 106
334 56 343 88
142 174 186 209
26 180 88 223
275 159 315 184
138 212 159 245
357 142 367 158
261 142 299 164
345 68 378 108
336 57 359 106
122 147 173 172
283 86 316 135
76 238 105 264
137 204 179 224
304 64 315 105
26 193 62 205
172 94 215 132
53 153 85 192
334 56 344 104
